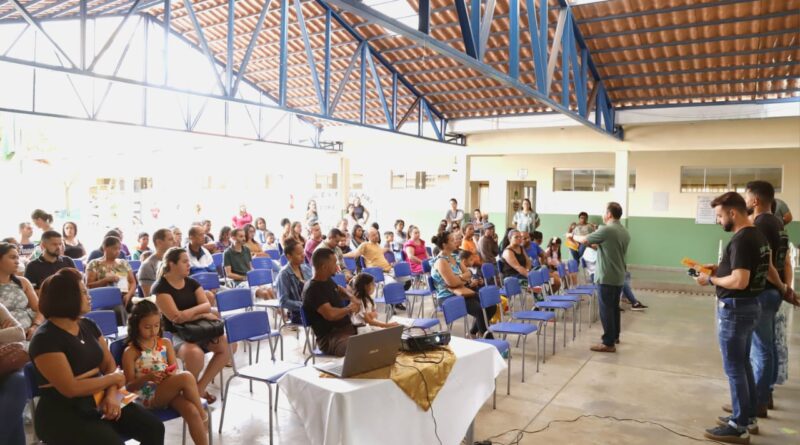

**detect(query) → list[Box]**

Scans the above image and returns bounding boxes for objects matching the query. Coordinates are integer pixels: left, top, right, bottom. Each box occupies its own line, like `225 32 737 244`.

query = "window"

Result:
629 170 636 192
389 171 448 189
553 168 615 192
680 167 782 193
391 172 405 189
350 173 363 190
314 173 338 190
133 177 153 192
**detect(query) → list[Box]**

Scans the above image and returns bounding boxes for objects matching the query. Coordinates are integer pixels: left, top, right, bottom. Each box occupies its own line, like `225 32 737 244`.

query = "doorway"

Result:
506 181 537 226
469 181 490 218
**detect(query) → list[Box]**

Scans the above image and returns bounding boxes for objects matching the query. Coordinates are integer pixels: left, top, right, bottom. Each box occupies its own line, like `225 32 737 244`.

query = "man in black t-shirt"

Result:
694 192 769 444
744 181 796 418
302 248 359 357
24 231 75 294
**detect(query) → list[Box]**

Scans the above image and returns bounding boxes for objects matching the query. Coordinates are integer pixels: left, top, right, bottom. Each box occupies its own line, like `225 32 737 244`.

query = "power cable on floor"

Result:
477 414 728 445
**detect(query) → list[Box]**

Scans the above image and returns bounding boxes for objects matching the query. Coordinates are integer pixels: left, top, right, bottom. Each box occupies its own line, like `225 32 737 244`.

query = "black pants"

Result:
465 296 496 337
598 284 623 347
35 397 165 445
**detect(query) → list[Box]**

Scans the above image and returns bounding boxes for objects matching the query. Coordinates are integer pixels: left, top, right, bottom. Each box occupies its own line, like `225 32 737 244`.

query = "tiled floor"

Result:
26 290 799 445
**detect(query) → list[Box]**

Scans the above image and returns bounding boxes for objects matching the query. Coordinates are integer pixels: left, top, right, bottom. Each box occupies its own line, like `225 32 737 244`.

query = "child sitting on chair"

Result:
121 298 209 445
350 273 400 334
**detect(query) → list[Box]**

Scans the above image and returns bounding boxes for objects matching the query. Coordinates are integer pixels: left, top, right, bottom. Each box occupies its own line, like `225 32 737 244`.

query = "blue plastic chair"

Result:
363 267 386 303
85 310 121 339
506 276 555 367
128 260 142 274
217 288 282 362
279 255 288 266
440 296 510 408
530 269 575 349
105 340 213 445
264 249 280 260
343 257 357 274
479 286 537 382
382 283 439 330
383 251 396 264
218 312 302 444
191 272 220 292
89 287 123 311
248 269 282 328
393 261 431 317
252 257 275 270
73 258 85 273
212 252 226 279
332 273 347 288
299 306 332 365
481 263 498 286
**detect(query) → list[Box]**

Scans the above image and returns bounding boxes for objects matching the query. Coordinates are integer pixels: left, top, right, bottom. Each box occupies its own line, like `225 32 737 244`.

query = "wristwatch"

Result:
708 276 714 286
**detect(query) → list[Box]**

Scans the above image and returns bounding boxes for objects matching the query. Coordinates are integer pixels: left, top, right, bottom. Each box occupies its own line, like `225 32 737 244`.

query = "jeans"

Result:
0 371 27 445
620 272 639 305
718 298 760 429
598 284 622 347
750 288 782 406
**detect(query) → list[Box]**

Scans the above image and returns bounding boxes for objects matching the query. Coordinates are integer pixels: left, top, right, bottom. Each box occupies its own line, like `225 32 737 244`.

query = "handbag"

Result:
0 342 30 378
173 318 225 344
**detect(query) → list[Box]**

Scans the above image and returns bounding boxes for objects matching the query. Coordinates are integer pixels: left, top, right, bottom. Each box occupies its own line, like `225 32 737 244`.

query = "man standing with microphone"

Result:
694 192 769 444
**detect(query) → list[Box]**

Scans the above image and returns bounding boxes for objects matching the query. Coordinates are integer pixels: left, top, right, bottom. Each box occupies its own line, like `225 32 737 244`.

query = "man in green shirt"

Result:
223 228 253 286
569 202 630 353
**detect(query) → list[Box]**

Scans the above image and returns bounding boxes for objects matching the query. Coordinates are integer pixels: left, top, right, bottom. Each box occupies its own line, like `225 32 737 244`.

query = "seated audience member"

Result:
445 198 465 226
24 230 76 294
470 209 485 235
302 248 359 356
223 229 273 299
121 299 208 445
304 223 324 263
0 302 26 445
459 223 482 267
232 205 253 230
316 228 351 280
31 209 54 233
458 250 484 290
393 220 406 254
170 226 184 248
154 248 230 404
350 224 366 251
345 227 409 291
17 222 36 263
0 242 43 340
132 232 151 261
430 230 494 338
275 239 312 324
201 220 215 243
338 234 351 254
544 237 563 292
62 221 86 260
291 221 306 246
501 230 532 286
29 268 165 445
351 273 399 334
2 237 24 276
87 230 126 262
477 223 499 264
528 231 547 266
138 229 175 297
187 226 217 275
279 218 292 249
86 236 137 317
263 231 279 252
115 228 132 259
243 223 267 258
254 217 268 245
306 200 319 227
382 231 395 253
403 226 429 275
337 218 351 243
214 226 232 254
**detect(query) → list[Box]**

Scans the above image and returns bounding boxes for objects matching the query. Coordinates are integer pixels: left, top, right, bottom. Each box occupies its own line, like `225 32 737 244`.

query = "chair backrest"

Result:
190 272 220 291
225 311 270 344
264 249 280 260
85 311 119 337
279 255 289 266
481 263 497 286
392 261 412 279
382 282 407 305
128 260 142 273
503 277 522 298
425 246 433 257
532 258 541 269
212 252 224 268
541 267 551 294
358 257 366 269
89 287 123 310
332 273 347 288
247 268 273 287
23 363 39 398
252 257 274 270
343 257 357 272
73 258 85 273
383 251 396 265
478 285 502 309
109 337 127 366
363 267 385 283
299 306 312 328
216 288 253 313
527 269 543 287
557 262 567 279
441 296 468 326
427 275 436 293
422 258 432 274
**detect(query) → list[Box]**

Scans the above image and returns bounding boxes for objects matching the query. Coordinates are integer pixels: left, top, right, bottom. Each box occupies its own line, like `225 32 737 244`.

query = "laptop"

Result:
314 325 404 378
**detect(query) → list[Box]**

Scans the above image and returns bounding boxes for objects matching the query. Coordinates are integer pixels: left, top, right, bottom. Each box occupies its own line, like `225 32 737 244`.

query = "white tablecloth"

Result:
279 337 506 445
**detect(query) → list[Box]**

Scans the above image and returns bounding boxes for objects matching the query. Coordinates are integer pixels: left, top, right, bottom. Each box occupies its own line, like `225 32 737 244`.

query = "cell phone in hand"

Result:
687 268 700 277
165 364 177 374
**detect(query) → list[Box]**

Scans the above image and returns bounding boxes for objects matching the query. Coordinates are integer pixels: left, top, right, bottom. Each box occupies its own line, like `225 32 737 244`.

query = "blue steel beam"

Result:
422 100 442 141
7 0 77 68
322 0 619 138
359 41 366 125
578 0 764 25
478 0 495 61
508 0 518 78
278 0 288 106
328 41 361 116
418 0 429 33
366 49 393 130
226 0 235 94
454 0 477 58
163 0 169 84
88 0 142 71
525 0 546 92
2 23 29 57
603 61 800 81
295 0 323 112
230 0 273 98
183 0 227 94
323 8 331 115
470 0 480 55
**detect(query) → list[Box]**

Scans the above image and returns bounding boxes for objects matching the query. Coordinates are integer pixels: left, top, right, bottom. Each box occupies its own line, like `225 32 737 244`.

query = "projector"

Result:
401 331 451 352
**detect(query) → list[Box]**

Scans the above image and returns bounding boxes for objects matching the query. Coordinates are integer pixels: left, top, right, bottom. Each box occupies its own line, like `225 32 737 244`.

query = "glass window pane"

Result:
756 168 783 193
573 169 594 191
705 168 729 193
553 169 573 191
681 167 705 192
730 168 756 193
594 169 615 192
391 172 405 189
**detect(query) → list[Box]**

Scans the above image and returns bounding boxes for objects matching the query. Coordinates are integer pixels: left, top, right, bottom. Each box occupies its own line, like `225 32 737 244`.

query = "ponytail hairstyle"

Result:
126 299 162 350
156 247 187 282
351 273 375 310
430 230 453 251
31 209 53 224
0 243 22 288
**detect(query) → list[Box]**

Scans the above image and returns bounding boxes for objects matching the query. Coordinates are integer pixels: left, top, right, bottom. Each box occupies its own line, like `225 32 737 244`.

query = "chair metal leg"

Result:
506 353 511 395
207 405 214 445
274 383 280 412
218 374 236 433
492 378 497 409
182 420 187 445
268 384 274 445
521 336 527 382
563 310 567 348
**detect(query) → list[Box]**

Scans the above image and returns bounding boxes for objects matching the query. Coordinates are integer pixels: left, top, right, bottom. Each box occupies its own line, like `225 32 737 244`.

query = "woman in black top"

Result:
501 230 531 284
153 247 229 404
62 222 86 260
28 268 164 445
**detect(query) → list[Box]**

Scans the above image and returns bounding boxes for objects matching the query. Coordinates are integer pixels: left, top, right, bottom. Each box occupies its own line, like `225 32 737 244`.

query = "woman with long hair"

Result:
350 224 365 251
86 237 137 309
350 273 399 334
61 222 85 260
0 242 43 340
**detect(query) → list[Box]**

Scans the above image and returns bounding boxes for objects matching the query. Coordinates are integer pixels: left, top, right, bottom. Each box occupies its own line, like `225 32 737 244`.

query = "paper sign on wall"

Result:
696 196 716 224
652 192 669 212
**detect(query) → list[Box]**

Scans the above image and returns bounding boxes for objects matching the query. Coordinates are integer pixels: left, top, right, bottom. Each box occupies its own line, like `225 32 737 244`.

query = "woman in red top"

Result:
231 205 253 229
403 225 428 275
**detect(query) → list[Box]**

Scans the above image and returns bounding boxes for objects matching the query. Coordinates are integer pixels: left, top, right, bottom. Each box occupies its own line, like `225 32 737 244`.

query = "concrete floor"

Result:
25 289 800 444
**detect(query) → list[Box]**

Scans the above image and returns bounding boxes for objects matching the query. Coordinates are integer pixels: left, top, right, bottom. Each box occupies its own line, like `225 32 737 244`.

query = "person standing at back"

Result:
569 202 629 353
692 192 770 444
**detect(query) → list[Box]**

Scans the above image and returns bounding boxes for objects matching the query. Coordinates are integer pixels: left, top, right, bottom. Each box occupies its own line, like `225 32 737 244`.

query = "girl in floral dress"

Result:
121 298 209 445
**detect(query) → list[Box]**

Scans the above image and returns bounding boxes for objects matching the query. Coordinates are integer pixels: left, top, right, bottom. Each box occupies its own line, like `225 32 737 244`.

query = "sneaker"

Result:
704 424 750 444
630 302 648 311
395 303 407 311
717 416 758 435
618 307 625 312
722 404 767 418
590 344 616 353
